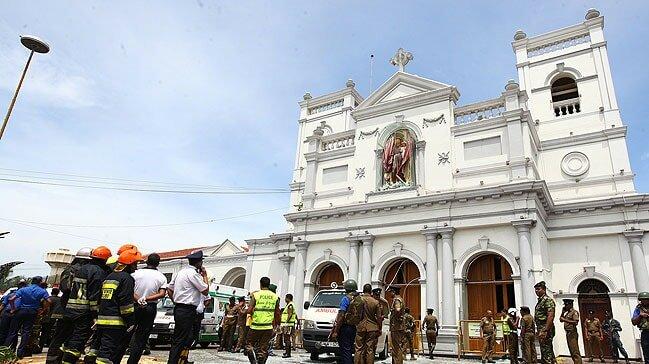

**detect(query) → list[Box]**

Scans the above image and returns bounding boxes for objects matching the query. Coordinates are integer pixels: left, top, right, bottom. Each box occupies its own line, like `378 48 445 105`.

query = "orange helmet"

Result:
91 246 112 261
118 243 138 255
118 248 143 265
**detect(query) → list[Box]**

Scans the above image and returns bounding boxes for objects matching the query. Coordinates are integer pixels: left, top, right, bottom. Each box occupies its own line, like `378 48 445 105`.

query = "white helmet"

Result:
508 308 517 315
75 247 93 260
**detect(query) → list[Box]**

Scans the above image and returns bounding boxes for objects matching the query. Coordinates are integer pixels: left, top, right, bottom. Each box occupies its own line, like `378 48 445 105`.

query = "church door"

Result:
578 279 613 358
384 258 422 320
316 263 344 292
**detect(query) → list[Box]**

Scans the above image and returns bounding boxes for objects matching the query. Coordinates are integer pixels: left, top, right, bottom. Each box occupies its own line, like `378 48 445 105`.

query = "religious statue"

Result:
381 129 414 189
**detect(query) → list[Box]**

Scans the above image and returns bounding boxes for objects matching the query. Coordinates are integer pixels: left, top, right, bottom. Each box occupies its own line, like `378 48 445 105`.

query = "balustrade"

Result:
320 130 355 151
553 97 581 117
454 98 506 125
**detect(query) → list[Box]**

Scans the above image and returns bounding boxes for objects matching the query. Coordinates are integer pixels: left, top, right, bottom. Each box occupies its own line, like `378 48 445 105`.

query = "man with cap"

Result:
329 279 358 364
422 308 439 359
560 298 582 364
4 276 50 358
505 308 519 364
585 310 604 362
519 306 536 364
389 286 408 364
480 310 496 364
603 310 629 364
246 276 280 364
372 287 389 356
632 292 649 364
167 249 209 364
534 281 556 364
220 296 238 352
354 283 382 364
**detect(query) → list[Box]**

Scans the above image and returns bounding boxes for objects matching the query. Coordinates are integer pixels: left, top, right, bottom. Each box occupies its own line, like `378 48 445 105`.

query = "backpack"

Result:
344 294 365 326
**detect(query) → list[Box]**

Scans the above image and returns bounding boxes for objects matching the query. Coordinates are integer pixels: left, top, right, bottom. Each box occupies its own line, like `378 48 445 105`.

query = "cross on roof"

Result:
390 48 413 72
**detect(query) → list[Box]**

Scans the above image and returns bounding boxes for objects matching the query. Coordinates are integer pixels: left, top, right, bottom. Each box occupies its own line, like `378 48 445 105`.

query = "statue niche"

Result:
380 129 415 190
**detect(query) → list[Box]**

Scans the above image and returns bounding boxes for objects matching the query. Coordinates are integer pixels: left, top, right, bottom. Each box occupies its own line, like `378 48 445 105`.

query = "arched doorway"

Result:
221 267 246 289
466 254 516 319
384 258 421 320
314 263 344 292
578 279 612 358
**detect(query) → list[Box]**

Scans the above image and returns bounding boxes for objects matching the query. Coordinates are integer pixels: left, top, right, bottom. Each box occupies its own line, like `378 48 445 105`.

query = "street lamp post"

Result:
0 35 50 141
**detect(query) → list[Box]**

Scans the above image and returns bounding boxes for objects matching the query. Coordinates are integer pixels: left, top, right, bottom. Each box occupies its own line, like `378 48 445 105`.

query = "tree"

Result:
0 261 24 292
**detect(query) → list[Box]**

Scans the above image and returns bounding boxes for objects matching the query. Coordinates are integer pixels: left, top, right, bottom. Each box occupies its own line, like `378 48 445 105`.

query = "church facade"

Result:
164 9 649 358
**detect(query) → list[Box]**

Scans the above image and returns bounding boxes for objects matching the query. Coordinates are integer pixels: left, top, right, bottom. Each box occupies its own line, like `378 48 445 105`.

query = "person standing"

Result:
4 276 50 358
167 250 209 364
354 284 381 364
480 310 496 364
559 299 582 364
520 306 536 364
506 308 520 364
127 253 167 364
329 279 358 364
389 286 407 364
280 294 296 358
422 308 439 359
95 248 141 364
0 280 27 348
534 281 556 364
246 276 280 364
40 287 62 349
585 310 604 362
403 307 417 360
632 292 649 364
603 310 629 364
234 296 248 352
192 292 210 349
219 296 238 351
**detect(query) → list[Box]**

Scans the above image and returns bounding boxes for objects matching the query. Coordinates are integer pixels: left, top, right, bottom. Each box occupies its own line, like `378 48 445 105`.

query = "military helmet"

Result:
343 279 357 292
75 247 93 260
638 292 649 300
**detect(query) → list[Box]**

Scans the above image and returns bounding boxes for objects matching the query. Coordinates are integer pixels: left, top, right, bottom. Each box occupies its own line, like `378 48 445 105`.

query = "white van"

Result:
301 289 389 361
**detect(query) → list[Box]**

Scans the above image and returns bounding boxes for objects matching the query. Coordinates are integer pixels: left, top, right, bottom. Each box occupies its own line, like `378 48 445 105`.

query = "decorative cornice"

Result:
540 126 627 151
623 229 645 243
512 218 536 232
352 86 460 121
298 86 363 109
317 145 356 162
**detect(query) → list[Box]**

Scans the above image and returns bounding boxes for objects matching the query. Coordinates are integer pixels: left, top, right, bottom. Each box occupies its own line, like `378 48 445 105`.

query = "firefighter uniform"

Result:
95 268 136 364
280 300 296 357
246 288 279 364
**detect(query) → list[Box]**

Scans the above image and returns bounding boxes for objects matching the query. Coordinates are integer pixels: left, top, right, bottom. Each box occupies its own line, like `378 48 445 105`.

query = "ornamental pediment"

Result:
356 71 451 110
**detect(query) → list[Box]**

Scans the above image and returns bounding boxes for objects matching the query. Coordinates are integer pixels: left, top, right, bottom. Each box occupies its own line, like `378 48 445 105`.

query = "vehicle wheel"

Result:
310 352 319 361
378 337 388 360
199 342 210 348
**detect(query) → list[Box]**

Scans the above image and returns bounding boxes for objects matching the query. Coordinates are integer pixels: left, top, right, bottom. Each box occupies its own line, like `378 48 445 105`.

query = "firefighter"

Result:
60 246 111 364
95 248 142 364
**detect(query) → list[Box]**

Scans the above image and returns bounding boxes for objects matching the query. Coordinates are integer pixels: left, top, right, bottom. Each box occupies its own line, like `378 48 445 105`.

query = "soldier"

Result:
534 281 556 364
559 299 582 364
403 307 417 360
585 310 604 362
506 308 519 364
480 310 496 364
329 279 359 364
422 308 439 359
354 283 381 364
603 310 629 364
631 292 649 364
520 306 536 364
389 286 407 364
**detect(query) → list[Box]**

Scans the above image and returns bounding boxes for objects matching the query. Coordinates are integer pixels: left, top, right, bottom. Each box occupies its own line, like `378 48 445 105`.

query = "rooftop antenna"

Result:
369 54 374 94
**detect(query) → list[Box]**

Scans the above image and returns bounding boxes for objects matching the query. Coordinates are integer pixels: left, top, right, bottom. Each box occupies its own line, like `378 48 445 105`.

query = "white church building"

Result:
158 9 649 358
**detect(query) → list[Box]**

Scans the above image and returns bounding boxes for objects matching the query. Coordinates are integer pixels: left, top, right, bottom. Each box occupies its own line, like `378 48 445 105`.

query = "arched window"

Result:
551 77 580 116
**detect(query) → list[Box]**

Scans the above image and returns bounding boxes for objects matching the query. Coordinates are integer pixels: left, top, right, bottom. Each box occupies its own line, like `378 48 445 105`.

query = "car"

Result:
301 288 390 361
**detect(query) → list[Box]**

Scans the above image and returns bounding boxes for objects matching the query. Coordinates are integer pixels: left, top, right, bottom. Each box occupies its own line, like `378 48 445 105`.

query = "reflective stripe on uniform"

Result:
96 358 113 364
251 289 278 330
68 298 90 304
102 280 119 290
96 315 125 326
65 303 90 311
72 277 87 283
120 304 134 315
281 302 296 325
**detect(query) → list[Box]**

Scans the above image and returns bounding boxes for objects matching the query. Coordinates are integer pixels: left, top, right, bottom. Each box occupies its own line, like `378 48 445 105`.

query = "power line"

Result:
1 218 111 243
0 207 287 228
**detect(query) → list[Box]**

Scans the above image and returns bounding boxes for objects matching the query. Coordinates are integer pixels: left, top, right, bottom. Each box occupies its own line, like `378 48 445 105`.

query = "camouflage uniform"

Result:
535 294 556 364
403 312 416 360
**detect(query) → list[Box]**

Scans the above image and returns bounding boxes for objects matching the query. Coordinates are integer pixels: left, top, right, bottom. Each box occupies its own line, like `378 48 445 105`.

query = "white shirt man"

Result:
132 267 168 305
168 265 209 306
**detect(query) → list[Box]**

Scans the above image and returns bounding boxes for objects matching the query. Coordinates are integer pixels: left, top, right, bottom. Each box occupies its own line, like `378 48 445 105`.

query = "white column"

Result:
421 229 439 314
294 241 309 318
512 219 536 308
439 227 456 328
624 230 649 292
360 236 374 286
347 238 360 283
279 255 292 299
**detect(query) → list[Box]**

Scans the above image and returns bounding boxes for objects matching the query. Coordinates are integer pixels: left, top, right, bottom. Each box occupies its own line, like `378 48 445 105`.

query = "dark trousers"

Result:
127 303 157 364
610 334 629 361
168 304 197 364
40 319 56 348
46 316 74 364
0 311 14 347
193 312 204 347
338 324 356 364
61 313 94 363
4 308 37 357
97 327 129 364
245 329 274 364
641 330 649 364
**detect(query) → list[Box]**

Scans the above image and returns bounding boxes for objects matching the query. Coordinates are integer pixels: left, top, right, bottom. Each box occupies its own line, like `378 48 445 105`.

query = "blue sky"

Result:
1 1 647 277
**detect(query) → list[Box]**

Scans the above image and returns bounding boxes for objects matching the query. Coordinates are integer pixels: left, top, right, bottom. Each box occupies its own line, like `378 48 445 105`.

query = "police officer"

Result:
389 286 407 364
422 308 439 359
234 296 248 352
519 306 536 364
534 281 556 364
585 310 604 362
128 252 167 364
279 293 296 358
329 279 358 364
632 292 649 364
560 299 582 364
403 307 416 360
45 247 92 364
246 276 280 364
4 276 50 358
506 308 519 364
603 310 629 364
354 283 381 364
95 248 141 364
61 245 111 364
480 310 496 364
167 249 209 364
220 296 238 352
